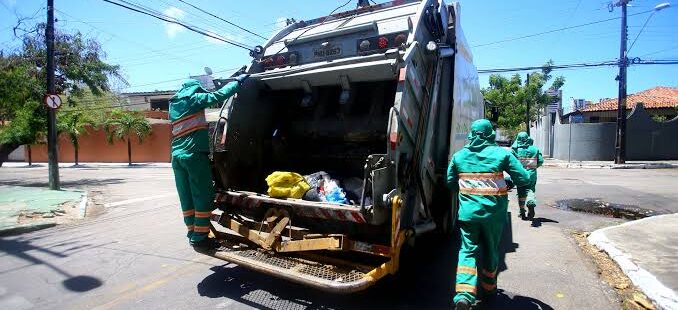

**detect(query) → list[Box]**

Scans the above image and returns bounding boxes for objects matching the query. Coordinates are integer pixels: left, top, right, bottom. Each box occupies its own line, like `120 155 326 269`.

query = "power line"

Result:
101 0 253 51
175 0 267 40
472 8 655 48
478 59 678 74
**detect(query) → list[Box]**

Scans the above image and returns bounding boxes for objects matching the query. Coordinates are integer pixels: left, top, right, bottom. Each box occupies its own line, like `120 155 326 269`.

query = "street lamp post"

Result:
614 1 670 164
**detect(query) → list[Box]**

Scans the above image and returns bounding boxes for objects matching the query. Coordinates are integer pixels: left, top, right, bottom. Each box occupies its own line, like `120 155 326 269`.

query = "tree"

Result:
482 60 565 138
0 20 124 166
104 109 151 166
57 111 93 166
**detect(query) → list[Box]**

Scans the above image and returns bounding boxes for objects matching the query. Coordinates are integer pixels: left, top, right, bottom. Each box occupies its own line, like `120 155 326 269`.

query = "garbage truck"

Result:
204 0 485 293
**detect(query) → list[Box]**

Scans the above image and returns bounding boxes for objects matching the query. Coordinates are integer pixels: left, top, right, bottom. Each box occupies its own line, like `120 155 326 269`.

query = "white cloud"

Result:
163 6 185 38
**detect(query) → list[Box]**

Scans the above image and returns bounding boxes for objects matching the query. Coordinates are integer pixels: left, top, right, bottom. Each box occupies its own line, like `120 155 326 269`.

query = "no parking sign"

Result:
44 94 62 109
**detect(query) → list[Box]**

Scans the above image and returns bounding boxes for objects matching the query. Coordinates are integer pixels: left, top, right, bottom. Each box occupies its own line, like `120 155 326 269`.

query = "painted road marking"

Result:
104 193 177 208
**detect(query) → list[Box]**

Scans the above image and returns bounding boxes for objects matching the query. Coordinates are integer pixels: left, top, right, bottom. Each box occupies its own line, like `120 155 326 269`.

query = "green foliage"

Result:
103 109 151 165
482 60 565 137
103 109 152 144
0 21 125 162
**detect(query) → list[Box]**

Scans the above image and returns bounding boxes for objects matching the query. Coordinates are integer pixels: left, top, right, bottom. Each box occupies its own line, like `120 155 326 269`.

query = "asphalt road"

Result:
0 165 676 309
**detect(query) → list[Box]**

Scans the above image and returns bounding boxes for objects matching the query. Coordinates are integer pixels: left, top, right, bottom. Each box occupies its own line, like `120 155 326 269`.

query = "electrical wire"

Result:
175 0 267 40
472 8 656 48
477 59 678 74
101 0 253 51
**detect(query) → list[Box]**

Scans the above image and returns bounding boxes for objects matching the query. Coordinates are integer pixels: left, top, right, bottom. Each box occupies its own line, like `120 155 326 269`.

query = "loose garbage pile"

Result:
265 171 366 207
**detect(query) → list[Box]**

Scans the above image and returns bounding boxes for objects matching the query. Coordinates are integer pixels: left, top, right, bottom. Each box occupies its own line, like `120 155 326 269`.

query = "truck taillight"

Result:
356 32 408 55
377 36 389 49
260 51 299 70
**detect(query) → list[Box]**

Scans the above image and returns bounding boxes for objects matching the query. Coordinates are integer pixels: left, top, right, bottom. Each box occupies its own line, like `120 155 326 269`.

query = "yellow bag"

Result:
265 171 311 199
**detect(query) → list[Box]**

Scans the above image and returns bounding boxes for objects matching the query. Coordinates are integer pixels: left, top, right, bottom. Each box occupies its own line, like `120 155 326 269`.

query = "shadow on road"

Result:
0 178 125 187
530 217 559 228
481 290 555 309
0 237 103 292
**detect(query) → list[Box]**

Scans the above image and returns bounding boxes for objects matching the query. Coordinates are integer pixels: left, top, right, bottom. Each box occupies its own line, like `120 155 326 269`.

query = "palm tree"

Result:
57 111 93 166
104 109 151 166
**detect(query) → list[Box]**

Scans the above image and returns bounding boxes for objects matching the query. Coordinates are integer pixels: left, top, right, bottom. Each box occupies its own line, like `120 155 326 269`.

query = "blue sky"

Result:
1 0 676 110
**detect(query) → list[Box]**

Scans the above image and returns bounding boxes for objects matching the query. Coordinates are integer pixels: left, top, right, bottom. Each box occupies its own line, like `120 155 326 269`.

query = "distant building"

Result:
120 90 176 111
573 86 678 123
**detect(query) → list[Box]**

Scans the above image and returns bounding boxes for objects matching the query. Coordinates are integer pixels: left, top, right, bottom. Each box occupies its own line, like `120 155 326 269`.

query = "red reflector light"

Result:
378 36 389 49
262 57 273 66
276 55 286 65
395 34 407 45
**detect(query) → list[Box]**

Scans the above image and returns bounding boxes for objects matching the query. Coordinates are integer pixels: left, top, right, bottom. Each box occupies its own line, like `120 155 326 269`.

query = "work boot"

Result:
519 208 526 220
527 205 535 220
191 237 221 252
455 298 471 310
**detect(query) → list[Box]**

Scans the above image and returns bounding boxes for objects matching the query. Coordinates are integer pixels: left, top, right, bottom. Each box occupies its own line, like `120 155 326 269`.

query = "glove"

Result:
235 74 250 85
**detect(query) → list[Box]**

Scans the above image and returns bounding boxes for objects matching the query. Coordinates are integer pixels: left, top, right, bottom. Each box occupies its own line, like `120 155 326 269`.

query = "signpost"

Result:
44 94 62 109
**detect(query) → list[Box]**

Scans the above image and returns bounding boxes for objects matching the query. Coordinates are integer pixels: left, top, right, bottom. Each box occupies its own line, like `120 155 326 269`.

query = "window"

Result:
150 98 169 111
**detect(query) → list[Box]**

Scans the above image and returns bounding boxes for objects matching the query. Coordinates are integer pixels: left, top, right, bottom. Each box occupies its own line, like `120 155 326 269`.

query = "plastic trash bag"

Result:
265 171 311 199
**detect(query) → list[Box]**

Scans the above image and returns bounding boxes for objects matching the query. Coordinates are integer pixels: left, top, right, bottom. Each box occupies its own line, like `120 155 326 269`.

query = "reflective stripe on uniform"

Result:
481 281 497 291
482 268 497 278
519 157 538 169
458 172 507 196
457 266 477 275
194 211 212 218
455 283 477 294
186 225 194 231
182 210 195 217
171 111 207 139
193 225 210 233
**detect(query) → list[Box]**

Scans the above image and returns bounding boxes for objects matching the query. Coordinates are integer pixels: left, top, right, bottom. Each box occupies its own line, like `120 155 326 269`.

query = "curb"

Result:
0 222 58 237
544 163 678 169
588 215 678 310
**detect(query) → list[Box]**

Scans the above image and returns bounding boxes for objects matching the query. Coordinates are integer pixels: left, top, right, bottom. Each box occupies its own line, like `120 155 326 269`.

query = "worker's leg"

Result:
526 174 537 219
172 155 195 241
454 221 480 305
479 216 506 298
186 152 216 243
517 186 528 219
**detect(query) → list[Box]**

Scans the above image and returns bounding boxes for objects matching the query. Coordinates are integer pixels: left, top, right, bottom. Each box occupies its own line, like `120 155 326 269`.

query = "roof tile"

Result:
581 86 678 112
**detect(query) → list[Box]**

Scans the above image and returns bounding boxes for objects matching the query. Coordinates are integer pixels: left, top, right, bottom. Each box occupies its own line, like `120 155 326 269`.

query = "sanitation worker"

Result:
511 132 544 220
447 119 530 309
169 75 249 251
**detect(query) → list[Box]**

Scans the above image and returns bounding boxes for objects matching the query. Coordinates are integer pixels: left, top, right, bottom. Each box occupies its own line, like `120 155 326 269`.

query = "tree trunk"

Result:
127 137 132 166
74 143 79 166
0 142 21 167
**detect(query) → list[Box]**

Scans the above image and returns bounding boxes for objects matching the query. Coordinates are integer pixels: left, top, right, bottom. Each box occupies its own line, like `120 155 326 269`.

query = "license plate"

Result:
313 45 342 58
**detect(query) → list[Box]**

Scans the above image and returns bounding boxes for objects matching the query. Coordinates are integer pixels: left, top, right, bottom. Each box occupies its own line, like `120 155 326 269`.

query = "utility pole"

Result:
46 0 60 189
526 73 531 135
614 0 629 164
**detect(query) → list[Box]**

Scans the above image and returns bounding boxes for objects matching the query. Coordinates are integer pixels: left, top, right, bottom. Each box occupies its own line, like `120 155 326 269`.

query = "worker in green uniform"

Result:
447 119 531 309
511 132 544 220
169 75 249 251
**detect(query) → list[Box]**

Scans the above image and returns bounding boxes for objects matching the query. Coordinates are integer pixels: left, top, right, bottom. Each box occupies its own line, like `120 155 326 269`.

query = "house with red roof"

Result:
570 86 678 123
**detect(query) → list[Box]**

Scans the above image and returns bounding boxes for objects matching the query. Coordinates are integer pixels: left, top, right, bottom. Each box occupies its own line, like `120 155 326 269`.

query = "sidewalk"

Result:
589 214 678 310
0 185 87 235
543 159 678 169
2 162 172 168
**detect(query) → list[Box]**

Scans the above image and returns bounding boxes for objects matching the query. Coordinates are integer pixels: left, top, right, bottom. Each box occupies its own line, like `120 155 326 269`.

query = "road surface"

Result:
1 165 676 309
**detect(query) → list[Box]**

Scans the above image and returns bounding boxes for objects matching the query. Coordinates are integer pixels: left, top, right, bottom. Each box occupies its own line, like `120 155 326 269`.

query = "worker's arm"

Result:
537 149 544 168
191 81 240 110
446 156 459 191
505 152 531 188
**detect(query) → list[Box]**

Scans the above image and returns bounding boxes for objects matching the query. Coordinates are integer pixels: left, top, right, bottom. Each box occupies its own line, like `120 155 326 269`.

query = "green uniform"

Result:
511 132 544 211
447 119 530 304
169 79 240 243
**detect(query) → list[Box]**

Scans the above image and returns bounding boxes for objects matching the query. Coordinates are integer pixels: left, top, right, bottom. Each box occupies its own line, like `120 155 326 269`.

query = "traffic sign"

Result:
44 94 62 109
